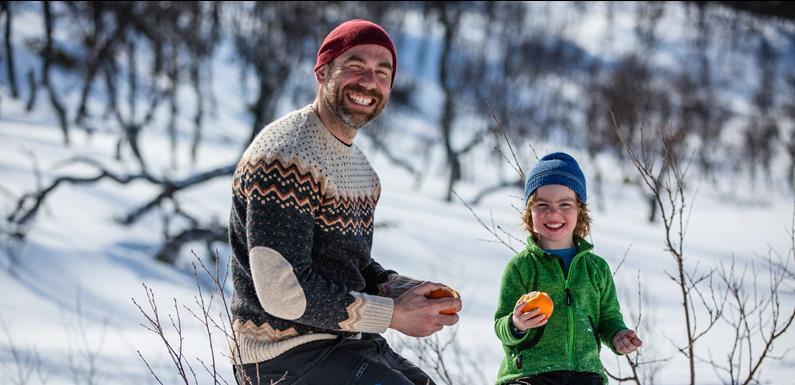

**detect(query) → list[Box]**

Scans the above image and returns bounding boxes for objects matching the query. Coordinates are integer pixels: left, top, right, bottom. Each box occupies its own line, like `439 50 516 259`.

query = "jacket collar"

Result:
524 235 594 259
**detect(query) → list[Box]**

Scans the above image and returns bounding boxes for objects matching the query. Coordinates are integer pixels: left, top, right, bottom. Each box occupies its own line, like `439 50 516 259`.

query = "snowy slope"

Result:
2 3 794 385
3 94 793 384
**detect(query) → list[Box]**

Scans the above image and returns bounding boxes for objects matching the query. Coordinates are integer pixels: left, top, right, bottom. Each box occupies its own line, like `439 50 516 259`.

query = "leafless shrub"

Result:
0 290 111 385
704 241 795 384
63 290 108 385
606 268 669 385
133 251 287 385
391 327 489 385
614 113 794 385
0 317 52 385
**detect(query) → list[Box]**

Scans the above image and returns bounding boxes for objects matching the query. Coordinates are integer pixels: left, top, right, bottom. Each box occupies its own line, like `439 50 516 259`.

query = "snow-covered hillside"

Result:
2 2 794 385
2 94 794 385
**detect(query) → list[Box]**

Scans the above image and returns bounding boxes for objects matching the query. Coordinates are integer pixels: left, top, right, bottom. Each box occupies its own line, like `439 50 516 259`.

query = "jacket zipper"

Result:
565 283 575 367
554 253 577 368
547 254 576 368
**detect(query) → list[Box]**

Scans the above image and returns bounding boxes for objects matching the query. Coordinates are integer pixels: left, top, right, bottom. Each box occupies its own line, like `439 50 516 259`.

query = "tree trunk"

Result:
647 192 657 223
437 6 461 202
2 2 18 98
42 1 70 144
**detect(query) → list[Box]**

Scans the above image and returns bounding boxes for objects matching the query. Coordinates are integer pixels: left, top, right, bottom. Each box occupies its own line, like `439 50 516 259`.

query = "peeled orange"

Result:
427 286 460 315
519 291 554 318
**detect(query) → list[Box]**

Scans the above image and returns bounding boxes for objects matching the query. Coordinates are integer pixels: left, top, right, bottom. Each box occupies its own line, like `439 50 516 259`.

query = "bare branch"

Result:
7 164 158 231
137 351 165 385
611 108 700 384
486 101 524 180
612 244 633 277
468 178 523 206
121 164 236 225
452 189 520 253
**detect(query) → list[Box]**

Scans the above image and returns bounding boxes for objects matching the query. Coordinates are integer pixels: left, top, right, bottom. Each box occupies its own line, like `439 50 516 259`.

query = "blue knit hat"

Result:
523 152 587 204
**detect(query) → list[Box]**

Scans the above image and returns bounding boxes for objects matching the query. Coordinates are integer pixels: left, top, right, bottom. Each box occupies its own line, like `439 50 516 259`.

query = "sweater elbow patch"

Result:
250 246 307 320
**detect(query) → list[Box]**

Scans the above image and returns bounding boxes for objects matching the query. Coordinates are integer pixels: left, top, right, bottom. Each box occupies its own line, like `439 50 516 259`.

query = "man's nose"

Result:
357 68 376 87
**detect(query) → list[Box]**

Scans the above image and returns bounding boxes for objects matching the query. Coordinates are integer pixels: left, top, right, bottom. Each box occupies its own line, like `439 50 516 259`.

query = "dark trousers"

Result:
234 334 435 385
504 370 603 385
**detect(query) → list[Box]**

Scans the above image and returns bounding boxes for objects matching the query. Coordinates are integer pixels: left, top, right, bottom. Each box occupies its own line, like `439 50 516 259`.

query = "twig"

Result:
469 179 523 206
452 189 520 253
486 101 524 181
132 284 194 385
137 350 165 385
612 244 633 277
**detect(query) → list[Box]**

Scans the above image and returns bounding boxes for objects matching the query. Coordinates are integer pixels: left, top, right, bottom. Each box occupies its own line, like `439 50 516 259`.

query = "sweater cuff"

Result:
338 292 394 333
600 317 629 355
509 319 528 338
498 314 536 347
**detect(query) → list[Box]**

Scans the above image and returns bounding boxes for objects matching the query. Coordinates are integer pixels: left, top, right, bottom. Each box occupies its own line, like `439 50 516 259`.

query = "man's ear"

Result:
315 64 328 83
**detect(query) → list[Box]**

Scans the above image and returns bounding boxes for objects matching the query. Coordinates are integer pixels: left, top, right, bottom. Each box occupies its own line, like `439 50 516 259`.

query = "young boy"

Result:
494 152 642 385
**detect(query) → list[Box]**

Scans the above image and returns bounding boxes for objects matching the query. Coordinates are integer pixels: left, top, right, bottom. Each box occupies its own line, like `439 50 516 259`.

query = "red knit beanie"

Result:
315 19 397 87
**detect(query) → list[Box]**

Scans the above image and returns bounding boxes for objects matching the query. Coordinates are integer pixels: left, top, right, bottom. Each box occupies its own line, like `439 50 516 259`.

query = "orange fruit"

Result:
519 291 554 318
426 286 460 315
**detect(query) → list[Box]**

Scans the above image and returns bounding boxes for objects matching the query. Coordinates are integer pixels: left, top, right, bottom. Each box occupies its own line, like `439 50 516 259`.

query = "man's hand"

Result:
511 298 548 332
389 282 461 337
612 329 643 354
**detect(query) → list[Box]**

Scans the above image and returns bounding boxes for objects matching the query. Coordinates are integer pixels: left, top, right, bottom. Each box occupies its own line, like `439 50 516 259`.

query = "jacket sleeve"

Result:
361 260 424 298
597 259 629 354
368 269 424 299
361 259 396 295
241 159 393 333
494 256 539 347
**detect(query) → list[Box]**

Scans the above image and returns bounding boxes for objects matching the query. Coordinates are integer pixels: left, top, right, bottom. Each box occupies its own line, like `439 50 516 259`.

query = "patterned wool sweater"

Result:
228 105 420 364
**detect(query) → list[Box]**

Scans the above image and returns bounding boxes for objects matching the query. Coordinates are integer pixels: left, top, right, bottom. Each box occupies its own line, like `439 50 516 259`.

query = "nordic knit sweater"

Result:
228 105 421 364
494 236 628 385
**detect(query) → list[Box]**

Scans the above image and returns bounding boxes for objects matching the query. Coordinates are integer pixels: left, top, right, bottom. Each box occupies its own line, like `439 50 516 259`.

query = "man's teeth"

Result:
349 93 373 106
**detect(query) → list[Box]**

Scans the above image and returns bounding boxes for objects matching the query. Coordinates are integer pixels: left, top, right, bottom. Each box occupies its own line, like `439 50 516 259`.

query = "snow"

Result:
3 85 794 385
2 3 794 385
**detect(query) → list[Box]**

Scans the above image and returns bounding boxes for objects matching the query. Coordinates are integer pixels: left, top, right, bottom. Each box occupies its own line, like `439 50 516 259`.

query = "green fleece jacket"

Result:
494 236 628 385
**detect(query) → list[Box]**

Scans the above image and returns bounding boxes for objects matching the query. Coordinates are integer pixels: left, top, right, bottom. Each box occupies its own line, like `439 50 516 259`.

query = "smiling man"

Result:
228 19 461 385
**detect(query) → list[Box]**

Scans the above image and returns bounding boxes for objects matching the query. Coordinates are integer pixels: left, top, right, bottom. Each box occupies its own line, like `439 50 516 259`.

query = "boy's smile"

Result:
530 184 579 249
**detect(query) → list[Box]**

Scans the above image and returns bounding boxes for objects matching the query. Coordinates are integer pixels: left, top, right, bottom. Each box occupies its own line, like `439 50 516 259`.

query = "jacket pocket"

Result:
588 316 601 353
512 325 546 369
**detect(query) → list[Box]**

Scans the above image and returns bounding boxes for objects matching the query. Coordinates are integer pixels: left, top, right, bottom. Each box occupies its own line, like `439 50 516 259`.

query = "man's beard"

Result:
323 80 386 131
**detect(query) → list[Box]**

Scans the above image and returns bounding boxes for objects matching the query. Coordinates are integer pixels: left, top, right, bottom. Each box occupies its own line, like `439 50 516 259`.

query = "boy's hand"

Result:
389 282 460 337
612 329 643 354
511 298 548 332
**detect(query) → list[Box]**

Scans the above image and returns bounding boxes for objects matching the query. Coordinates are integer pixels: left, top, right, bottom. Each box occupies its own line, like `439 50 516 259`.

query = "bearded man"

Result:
228 19 462 385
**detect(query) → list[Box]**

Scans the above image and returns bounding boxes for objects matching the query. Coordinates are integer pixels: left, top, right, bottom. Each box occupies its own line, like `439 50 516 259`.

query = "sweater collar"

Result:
305 104 355 148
